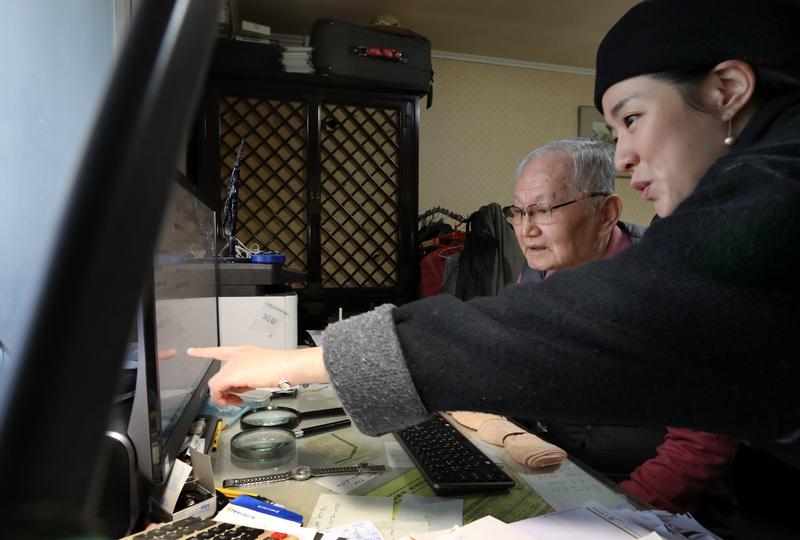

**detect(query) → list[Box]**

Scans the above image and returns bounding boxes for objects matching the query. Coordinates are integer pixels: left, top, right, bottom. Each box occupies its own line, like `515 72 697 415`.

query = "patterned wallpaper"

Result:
418 58 654 228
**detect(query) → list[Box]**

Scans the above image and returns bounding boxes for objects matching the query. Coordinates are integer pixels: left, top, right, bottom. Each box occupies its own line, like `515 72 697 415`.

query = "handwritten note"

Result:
396 494 463 531
321 521 383 540
384 441 414 468
310 494 394 531
314 473 383 495
517 459 628 511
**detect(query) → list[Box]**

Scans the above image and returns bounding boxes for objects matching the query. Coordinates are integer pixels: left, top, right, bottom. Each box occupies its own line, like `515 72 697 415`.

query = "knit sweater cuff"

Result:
323 304 432 436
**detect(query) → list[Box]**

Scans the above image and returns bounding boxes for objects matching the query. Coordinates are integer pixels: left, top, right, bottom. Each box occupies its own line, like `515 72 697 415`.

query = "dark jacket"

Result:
323 93 800 512
441 203 526 300
516 220 659 482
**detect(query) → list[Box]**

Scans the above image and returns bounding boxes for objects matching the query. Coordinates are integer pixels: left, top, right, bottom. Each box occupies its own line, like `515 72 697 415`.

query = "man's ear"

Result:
597 194 622 238
702 60 757 121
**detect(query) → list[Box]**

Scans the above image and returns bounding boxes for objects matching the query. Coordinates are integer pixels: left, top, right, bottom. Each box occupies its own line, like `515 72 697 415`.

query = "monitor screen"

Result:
128 174 219 486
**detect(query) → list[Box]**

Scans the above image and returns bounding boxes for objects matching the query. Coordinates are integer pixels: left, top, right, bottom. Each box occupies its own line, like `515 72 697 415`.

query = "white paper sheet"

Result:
314 472 383 494
510 500 651 540
322 520 384 540
310 494 395 531
396 494 463 531
385 441 415 468
517 459 628 510
436 515 537 540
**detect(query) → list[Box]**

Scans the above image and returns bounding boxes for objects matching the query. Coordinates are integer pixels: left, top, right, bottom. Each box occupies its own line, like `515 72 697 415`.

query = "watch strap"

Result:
312 463 386 477
222 471 292 487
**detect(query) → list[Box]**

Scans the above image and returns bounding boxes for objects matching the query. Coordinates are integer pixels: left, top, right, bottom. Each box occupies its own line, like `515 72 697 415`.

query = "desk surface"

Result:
210 384 647 528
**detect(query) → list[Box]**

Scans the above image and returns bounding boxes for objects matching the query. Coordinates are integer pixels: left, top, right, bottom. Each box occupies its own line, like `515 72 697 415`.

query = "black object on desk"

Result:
395 413 516 496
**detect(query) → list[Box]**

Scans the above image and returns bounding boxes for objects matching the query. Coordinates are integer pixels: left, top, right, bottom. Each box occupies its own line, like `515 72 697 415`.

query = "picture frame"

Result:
577 106 629 177
578 105 613 144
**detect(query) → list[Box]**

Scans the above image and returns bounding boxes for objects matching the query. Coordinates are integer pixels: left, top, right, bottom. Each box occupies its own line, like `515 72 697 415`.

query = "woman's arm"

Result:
187 345 329 406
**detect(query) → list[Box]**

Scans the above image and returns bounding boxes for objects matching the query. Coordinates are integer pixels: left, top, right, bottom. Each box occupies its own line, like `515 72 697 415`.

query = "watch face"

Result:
291 466 313 481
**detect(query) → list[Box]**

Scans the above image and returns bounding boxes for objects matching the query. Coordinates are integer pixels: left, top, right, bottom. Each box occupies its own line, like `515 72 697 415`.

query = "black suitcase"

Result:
311 18 432 91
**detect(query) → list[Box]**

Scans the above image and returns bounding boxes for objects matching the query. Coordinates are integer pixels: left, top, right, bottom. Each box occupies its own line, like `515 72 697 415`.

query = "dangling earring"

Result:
724 118 735 146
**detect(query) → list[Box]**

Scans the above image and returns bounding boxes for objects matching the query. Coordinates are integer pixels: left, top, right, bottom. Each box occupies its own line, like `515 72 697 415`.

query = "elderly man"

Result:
506 138 645 282
505 138 740 537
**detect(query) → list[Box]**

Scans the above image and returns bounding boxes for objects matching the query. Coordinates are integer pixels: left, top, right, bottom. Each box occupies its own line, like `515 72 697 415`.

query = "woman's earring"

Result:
724 118 735 146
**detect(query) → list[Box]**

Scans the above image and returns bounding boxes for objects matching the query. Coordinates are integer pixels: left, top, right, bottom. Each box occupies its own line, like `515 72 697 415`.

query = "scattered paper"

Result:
405 526 459 540
311 494 394 531
396 494 462 531
510 500 651 540
379 520 429 540
315 472 383 494
322 520 383 540
437 515 536 540
155 458 192 513
517 459 628 511
385 441 415 468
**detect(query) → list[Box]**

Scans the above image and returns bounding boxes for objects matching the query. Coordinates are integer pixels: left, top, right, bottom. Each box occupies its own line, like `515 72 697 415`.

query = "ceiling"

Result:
234 0 640 71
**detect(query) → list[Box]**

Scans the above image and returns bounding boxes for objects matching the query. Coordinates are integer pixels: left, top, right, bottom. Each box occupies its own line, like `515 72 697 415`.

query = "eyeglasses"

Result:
502 192 607 225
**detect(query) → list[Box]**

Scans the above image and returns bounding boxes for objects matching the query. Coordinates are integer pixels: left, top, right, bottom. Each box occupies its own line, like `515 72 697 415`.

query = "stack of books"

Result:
280 46 314 74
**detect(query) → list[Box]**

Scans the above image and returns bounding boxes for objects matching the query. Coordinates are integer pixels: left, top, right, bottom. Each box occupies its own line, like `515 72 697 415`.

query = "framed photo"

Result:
578 106 614 144
578 106 629 177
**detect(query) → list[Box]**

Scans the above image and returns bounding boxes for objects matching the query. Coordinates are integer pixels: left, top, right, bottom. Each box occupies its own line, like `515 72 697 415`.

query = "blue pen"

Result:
223 405 252 430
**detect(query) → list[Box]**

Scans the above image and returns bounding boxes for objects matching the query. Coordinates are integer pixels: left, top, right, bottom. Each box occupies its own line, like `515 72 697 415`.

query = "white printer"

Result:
217 256 306 350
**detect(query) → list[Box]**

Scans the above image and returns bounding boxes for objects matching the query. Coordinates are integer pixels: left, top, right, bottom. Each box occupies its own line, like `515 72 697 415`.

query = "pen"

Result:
223 405 252 430
210 418 223 452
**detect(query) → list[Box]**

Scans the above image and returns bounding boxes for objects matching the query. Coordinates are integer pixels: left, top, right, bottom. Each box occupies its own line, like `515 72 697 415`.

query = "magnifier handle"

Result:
297 419 351 437
302 407 346 419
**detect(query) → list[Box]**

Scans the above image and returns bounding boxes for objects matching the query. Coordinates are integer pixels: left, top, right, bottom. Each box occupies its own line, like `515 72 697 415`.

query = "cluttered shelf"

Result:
210 38 431 96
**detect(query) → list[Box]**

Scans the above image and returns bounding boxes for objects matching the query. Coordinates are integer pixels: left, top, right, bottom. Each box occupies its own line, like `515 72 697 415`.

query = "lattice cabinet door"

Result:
318 101 401 289
218 94 310 276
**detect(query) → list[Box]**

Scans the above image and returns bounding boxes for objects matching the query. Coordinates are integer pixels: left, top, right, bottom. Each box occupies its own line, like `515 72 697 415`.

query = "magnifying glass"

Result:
241 406 346 431
230 419 352 463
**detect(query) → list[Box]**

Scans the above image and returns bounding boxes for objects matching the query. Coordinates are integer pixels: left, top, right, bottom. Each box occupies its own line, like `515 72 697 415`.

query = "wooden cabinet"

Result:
190 40 427 334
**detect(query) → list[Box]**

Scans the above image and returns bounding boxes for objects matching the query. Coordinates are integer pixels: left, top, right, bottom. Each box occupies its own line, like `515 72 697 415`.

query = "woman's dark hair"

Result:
651 64 800 113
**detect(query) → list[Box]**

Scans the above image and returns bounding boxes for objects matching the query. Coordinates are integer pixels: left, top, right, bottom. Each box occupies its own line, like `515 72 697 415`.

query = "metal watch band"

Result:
223 463 386 487
312 464 386 477
222 471 292 487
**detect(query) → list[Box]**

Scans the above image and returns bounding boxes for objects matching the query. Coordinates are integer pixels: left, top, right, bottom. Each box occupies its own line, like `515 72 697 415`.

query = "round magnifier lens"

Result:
231 428 296 461
244 408 299 427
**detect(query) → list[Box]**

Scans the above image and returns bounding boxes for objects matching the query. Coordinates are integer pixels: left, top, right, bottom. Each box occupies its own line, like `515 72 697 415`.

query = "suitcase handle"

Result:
349 45 409 64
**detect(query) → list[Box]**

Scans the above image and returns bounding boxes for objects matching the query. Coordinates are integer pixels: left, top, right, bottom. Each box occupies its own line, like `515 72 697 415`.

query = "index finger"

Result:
186 346 241 362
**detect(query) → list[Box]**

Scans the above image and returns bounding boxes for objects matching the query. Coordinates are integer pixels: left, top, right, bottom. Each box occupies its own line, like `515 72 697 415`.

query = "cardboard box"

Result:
151 448 217 522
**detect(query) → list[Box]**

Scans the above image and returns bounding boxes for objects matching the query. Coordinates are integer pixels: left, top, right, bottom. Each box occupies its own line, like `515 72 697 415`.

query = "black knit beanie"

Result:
594 0 800 113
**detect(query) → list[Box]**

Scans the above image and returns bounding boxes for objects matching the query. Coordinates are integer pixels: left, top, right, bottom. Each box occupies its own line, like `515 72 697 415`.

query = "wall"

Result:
0 1 117 359
417 57 654 228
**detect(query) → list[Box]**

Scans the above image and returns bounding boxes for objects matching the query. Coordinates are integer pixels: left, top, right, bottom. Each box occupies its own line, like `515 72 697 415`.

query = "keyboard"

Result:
120 516 299 540
394 413 516 495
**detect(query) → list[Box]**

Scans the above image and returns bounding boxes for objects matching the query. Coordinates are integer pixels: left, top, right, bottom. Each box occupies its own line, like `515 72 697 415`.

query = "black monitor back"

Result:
0 0 222 537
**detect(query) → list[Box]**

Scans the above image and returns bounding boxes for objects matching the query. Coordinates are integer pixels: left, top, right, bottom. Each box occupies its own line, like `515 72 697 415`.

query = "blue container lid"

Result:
251 253 286 264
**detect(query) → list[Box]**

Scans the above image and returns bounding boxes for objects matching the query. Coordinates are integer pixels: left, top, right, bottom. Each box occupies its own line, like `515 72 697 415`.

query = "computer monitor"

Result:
127 173 219 488
0 0 222 537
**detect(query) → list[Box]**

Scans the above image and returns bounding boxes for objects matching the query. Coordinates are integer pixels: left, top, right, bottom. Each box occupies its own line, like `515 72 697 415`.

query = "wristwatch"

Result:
222 462 386 488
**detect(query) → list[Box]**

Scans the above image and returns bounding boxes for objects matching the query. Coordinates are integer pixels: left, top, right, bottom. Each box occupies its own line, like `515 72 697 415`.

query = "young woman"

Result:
189 0 800 474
